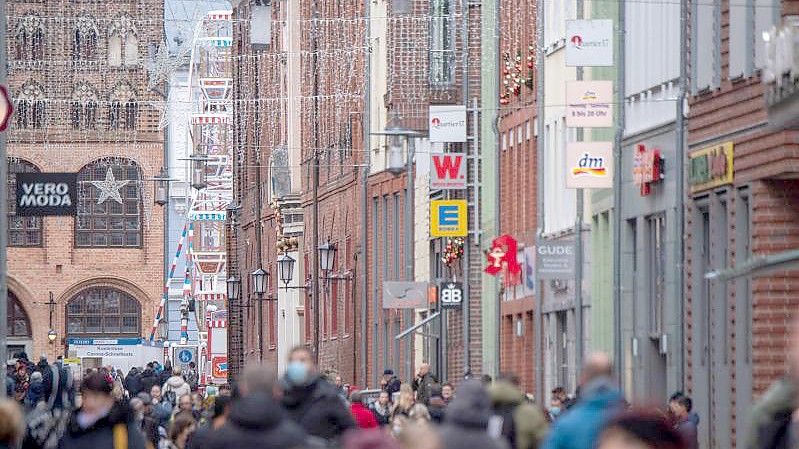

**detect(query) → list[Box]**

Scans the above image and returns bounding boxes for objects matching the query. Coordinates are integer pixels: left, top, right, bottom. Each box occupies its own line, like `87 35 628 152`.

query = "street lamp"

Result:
154 167 170 206
250 268 269 362
226 274 241 301
318 242 337 274
47 330 57 344
277 253 296 288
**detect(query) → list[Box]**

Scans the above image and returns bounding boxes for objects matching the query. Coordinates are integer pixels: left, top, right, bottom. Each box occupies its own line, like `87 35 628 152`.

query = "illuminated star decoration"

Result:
91 168 130 205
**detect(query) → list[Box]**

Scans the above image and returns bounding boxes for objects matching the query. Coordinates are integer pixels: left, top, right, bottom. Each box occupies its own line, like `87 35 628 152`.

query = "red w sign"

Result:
430 153 467 190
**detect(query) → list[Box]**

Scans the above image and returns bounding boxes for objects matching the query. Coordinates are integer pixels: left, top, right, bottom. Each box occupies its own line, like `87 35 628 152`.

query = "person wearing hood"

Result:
57 372 146 449
489 374 548 449
25 371 45 410
205 363 309 449
162 368 191 406
281 346 355 442
541 353 625 449
438 380 509 449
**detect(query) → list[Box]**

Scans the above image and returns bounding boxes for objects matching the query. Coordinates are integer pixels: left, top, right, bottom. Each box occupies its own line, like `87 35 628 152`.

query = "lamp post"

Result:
371 114 421 381
153 167 170 206
47 330 56 344
277 254 296 289
251 268 268 362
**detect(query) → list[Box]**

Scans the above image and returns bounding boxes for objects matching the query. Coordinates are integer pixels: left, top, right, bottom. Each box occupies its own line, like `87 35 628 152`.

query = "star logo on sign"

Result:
91 168 130 205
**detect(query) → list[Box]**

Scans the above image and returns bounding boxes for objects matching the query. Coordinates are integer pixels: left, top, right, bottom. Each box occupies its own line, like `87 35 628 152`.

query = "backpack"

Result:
488 404 518 449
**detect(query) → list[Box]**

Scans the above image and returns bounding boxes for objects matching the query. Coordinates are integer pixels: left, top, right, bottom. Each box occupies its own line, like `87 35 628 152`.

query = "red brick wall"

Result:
6 0 165 359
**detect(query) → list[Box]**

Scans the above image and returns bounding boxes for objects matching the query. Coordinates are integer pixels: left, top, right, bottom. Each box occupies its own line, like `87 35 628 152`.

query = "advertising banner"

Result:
429 105 467 143
536 238 576 280
566 81 614 128
15 172 78 216
430 199 468 237
689 141 734 193
565 141 614 189
566 19 614 67
430 152 467 190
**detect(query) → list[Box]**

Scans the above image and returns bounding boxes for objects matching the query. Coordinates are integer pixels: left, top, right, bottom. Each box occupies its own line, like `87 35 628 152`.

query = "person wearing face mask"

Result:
281 346 355 442
57 372 146 449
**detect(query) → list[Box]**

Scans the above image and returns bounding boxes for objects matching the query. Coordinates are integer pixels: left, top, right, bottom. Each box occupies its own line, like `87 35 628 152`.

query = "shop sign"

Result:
15 172 78 216
565 19 614 67
383 281 429 309
536 238 575 280
566 81 614 128
430 199 468 237
689 141 734 193
439 281 463 309
429 105 467 143
211 356 228 379
565 142 614 189
485 234 522 282
430 152 467 190
633 144 664 196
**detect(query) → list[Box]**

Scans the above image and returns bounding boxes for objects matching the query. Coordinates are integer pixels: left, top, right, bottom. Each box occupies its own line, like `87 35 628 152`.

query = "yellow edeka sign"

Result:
689 141 734 193
430 200 468 237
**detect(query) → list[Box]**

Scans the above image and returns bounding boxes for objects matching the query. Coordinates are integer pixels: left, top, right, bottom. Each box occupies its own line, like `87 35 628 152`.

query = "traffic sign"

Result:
430 200 468 237
0 85 14 132
178 349 194 364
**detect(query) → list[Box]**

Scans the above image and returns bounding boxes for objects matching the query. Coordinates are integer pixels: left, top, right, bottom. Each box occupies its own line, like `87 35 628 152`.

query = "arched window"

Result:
7 159 42 247
76 160 142 248
7 292 32 338
108 16 138 67
70 82 98 130
66 287 141 337
73 16 99 61
108 82 137 130
14 14 44 61
15 81 46 129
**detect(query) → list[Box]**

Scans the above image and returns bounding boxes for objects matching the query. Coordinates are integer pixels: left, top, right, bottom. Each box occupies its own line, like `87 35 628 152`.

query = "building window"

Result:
14 14 44 61
76 160 142 248
70 82 98 130
7 159 42 247
108 82 137 130
648 215 665 335
7 292 32 338
429 0 454 84
691 0 720 92
108 16 139 67
66 287 141 337
73 16 98 61
15 82 46 129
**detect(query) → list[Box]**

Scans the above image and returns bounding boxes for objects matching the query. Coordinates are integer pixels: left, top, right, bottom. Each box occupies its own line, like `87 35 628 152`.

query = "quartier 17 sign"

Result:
689 141 734 193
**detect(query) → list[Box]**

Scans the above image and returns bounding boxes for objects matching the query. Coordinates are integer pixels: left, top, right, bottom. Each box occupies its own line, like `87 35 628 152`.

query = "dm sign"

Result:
689 142 733 193
15 173 77 216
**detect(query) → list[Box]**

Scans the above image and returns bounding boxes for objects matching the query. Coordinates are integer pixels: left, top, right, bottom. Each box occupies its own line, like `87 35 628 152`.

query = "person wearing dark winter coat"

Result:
125 368 143 397
204 392 308 449
140 367 159 395
36 358 54 404
427 385 447 424
412 363 438 405
25 372 45 409
370 391 392 427
668 393 698 449
381 370 402 397
438 380 509 449
282 346 355 442
159 363 173 387
57 372 146 449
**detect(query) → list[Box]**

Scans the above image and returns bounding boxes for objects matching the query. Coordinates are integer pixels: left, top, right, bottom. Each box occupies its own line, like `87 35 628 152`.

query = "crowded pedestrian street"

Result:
2 0 799 448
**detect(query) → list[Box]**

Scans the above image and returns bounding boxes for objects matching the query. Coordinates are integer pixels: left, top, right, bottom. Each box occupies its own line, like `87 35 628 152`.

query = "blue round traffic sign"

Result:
178 349 193 364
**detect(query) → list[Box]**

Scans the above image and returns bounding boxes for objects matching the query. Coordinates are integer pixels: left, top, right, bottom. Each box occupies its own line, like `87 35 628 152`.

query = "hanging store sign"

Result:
15 172 78 216
430 199 468 237
430 153 467 190
383 281 430 309
211 356 228 379
566 81 614 128
536 238 575 280
565 141 614 189
566 19 614 67
429 105 467 143
633 144 664 196
485 234 522 279
689 141 734 193
439 281 464 309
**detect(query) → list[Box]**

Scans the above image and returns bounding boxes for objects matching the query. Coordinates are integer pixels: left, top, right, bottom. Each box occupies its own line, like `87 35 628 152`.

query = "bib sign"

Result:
15 172 78 216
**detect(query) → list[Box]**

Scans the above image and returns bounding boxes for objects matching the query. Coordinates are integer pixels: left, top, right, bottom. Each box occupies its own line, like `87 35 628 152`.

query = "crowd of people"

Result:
0 340 796 449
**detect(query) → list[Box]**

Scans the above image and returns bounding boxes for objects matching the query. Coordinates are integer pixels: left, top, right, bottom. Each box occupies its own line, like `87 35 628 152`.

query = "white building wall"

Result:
369 0 390 174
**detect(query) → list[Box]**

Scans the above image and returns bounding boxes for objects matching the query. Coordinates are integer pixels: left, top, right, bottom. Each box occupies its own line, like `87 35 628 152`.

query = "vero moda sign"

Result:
430 152 467 190
15 172 78 216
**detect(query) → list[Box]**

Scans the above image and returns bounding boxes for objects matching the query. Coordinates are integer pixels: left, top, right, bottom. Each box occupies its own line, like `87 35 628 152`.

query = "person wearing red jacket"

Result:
350 391 379 429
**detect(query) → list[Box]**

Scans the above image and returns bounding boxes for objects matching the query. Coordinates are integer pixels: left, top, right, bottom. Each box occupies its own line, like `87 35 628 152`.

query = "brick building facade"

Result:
5 1 164 360
685 0 799 447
